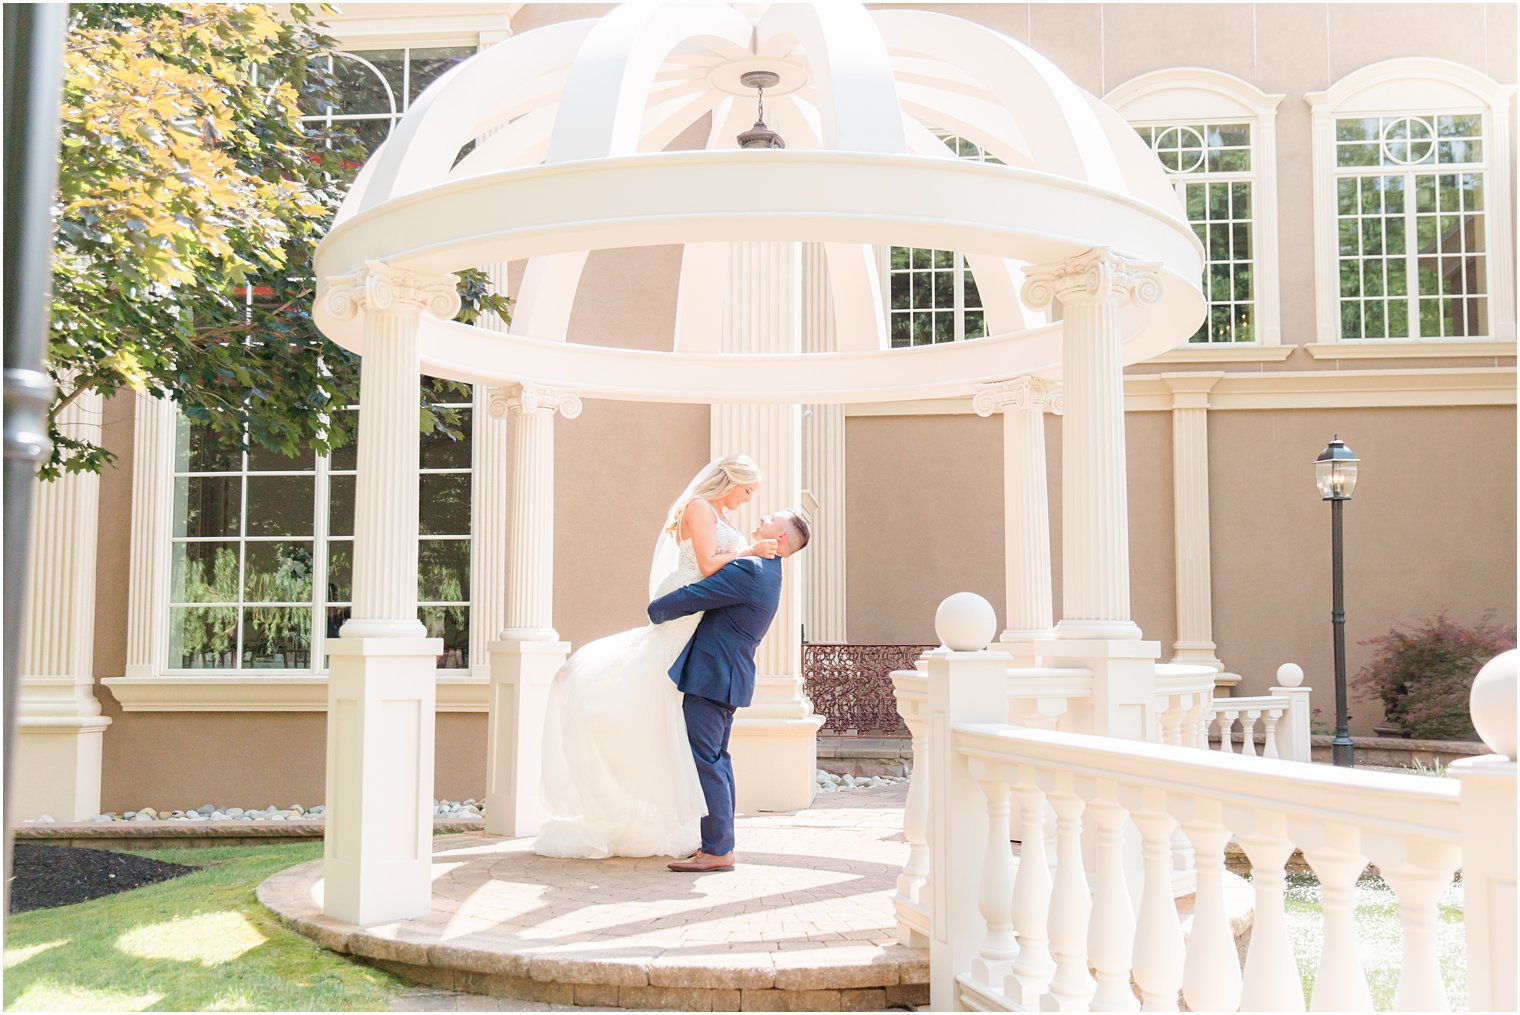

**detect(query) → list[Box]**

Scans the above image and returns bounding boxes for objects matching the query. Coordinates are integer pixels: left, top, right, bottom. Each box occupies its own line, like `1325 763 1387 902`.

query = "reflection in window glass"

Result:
1334 113 1487 339
887 132 996 347
1136 122 1255 343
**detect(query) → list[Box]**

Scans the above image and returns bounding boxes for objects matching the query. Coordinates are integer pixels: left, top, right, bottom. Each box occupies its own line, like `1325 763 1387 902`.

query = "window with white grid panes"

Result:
1334 113 1488 339
325 378 474 670
1136 122 1255 343
300 46 475 158
168 421 318 670
887 133 997 347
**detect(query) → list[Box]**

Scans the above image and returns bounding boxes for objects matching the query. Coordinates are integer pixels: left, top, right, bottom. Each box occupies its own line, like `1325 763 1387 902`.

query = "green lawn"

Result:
3 843 402 1012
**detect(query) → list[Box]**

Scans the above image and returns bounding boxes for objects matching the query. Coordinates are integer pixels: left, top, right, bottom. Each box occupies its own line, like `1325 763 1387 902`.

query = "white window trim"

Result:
1307 57 1517 346
1106 68 1285 351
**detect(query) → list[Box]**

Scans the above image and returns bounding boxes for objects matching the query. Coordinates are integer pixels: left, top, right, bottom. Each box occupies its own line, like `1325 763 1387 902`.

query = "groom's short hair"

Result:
782 510 811 553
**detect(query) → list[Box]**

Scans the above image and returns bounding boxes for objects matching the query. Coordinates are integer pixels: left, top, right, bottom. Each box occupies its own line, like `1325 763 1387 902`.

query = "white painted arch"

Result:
313 2 1206 403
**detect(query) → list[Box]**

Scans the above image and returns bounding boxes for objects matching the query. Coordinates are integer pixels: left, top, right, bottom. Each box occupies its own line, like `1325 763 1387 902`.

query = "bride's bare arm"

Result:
682 499 738 577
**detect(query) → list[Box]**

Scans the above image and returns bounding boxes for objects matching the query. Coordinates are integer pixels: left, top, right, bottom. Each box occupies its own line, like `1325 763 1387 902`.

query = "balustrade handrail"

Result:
954 722 1461 841
1209 694 1292 710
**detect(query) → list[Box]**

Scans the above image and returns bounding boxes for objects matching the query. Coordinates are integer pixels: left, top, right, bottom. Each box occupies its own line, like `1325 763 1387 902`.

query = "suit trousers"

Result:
682 692 736 855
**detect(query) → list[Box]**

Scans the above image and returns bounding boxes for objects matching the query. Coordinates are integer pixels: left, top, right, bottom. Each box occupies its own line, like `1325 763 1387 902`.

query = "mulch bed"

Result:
7 843 199 914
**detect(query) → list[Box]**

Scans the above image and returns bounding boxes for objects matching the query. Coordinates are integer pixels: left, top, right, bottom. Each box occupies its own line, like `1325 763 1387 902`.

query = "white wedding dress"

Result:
533 519 745 858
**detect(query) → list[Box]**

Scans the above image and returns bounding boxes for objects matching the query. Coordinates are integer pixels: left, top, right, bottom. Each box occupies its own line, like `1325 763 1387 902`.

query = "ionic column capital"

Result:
1020 247 1163 310
323 260 462 321
972 377 1064 417
487 384 583 421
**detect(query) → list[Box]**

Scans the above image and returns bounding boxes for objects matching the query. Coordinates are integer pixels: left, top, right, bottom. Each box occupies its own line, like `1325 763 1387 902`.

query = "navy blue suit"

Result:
647 556 784 854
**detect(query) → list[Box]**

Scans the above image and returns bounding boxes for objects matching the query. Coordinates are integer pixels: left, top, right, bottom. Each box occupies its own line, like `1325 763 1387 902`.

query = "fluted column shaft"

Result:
1023 249 1160 641
974 379 1059 643
325 262 460 639
1163 374 1229 676
125 392 176 676
471 264 511 667
493 384 581 640
802 242 846 643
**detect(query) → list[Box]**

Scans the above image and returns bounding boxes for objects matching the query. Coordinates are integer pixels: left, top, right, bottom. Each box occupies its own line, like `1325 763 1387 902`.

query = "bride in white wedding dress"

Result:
534 455 778 859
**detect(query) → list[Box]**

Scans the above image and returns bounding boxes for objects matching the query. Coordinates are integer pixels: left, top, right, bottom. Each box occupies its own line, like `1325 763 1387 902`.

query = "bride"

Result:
534 455 779 859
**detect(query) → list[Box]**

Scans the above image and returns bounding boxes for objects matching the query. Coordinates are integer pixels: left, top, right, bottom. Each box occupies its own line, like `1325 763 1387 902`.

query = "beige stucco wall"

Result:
76 2 1518 809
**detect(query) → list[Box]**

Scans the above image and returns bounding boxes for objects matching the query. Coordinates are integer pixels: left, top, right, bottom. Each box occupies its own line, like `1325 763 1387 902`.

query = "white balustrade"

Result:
930 657 1512 1013
1204 693 1309 762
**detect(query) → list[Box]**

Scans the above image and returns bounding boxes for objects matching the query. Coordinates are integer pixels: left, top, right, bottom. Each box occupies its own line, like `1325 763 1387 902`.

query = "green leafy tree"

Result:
45 3 506 479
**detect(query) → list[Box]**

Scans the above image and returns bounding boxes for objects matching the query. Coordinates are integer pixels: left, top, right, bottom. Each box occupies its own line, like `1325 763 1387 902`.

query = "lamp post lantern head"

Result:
1316 435 1359 501
736 70 786 149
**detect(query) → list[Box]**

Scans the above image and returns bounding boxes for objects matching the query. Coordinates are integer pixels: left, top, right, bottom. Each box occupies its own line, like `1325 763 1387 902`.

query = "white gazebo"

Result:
311 1 1203 924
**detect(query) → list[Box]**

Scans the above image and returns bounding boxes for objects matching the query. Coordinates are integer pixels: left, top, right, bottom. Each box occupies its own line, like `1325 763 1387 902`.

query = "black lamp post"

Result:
1316 435 1360 767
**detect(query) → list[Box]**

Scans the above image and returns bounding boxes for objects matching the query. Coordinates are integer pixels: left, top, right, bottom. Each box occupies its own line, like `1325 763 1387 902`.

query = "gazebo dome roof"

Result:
314 2 1204 403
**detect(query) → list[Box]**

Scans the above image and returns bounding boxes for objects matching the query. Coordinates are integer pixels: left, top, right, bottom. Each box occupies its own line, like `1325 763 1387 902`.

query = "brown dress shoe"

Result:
667 849 735 872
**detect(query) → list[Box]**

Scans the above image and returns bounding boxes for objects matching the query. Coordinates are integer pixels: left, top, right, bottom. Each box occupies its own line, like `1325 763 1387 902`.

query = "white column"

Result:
972 378 1060 644
485 383 579 837
802 242 846 643
1010 249 1162 742
320 261 455 926
1023 248 1158 642
469 263 511 680
1452 751 1518 1013
124 392 176 678
15 387 112 822
1160 373 1238 687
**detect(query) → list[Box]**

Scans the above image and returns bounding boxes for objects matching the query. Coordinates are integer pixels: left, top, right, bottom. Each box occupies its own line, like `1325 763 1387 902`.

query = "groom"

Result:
647 509 811 873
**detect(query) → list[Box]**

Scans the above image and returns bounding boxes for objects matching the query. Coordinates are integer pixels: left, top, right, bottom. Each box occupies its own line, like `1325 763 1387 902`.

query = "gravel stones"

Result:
812 769 907 794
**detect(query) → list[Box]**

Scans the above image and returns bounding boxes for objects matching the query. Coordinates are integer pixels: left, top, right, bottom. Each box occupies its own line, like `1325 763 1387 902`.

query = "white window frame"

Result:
106 13 519 712
1306 57 1517 356
1106 68 1288 363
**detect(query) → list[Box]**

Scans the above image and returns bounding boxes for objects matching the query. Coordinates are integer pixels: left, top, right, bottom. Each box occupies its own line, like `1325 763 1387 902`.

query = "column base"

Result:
730 714 826 812
1053 618 1143 641
339 617 428 639
13 714 111 821
323 636 442 927
484 638 570 837
1003 637 1161 741
1000 627 1053 644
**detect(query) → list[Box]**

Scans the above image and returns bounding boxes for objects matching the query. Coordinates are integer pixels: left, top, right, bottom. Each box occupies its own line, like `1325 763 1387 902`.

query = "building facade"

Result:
15 2 1515 817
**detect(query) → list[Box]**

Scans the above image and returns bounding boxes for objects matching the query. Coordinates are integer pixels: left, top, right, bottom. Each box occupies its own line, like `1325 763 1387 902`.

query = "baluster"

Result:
1238 812 1306 1011
1087 781 1139 1012
1241 708 1261 757
1158 695 1183 746
1193 704 1214 750
893 679 930 946
970 759 1018 990
1302 825 1374 1011
1006 764 1055 1006
1179 798 1242 1012
1380 839 1460 1012
1262 707 1283 759
1219 709 1239 753
1130 787 1186 1011
1043 772 1095 1010
1183 695 1210 749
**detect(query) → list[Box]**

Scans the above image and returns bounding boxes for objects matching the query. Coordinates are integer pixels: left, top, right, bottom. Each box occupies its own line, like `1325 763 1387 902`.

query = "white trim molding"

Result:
101 674 491 713
1303 340 1518 361
1306 58 1517 346
1106 67 1286 351
846 366 1517 417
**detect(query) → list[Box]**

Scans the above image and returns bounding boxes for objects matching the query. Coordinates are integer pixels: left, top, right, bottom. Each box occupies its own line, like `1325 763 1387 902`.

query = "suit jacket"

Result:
646 556 783 709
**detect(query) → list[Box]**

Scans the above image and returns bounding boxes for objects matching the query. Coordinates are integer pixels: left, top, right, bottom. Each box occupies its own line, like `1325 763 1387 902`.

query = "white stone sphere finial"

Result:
1276 662 1305 688
935 593 998 652
1470 649 1517 760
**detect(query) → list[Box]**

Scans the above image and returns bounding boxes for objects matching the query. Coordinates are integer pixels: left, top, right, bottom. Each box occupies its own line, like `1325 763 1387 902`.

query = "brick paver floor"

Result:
260 784 926 1011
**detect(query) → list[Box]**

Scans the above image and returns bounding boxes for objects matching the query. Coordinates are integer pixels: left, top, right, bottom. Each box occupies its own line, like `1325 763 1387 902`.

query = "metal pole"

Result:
4 2 70 918
1330 496 1354 767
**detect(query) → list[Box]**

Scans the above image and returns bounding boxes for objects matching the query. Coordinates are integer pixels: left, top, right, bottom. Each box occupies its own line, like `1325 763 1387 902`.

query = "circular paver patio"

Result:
258 784 927 1011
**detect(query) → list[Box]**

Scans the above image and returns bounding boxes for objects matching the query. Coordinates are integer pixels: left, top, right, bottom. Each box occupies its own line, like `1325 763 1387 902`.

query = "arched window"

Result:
1307 58 1515 346
1106 69 1284 349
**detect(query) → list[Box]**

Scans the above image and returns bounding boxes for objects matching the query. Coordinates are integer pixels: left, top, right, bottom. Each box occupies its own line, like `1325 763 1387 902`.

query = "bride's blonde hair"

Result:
664 454 762 535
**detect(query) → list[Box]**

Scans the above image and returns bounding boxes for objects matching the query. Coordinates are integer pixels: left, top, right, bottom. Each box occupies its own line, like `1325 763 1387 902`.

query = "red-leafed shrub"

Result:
1356 612 1515 741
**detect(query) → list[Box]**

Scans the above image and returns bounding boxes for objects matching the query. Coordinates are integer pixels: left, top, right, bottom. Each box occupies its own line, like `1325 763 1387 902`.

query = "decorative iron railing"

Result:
802 643 933 736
